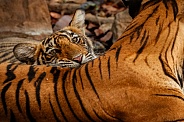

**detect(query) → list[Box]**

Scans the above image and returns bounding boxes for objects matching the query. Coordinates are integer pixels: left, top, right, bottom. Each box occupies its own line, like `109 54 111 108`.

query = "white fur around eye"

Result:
72 37 80 43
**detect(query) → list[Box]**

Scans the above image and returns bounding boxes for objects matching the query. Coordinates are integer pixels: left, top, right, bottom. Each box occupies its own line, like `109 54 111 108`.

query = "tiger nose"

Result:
72 54 83 63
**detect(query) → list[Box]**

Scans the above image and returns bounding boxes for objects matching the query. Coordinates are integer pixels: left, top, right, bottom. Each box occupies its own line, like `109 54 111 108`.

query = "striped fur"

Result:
13 9 97 68
0 37 40 64
1 0 184 121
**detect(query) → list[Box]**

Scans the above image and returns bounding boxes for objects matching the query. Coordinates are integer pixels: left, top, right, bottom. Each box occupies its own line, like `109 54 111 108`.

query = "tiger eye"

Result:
50 50 57 56
72 37 80 43
48 42 53 47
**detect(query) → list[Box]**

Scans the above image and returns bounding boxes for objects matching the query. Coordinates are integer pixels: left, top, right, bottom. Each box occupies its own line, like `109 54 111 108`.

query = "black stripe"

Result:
0 50 13 58
135 25 143 41
78 69 84 89
50 67 60 83
93 109 106 122
10 109 16 122
170 0 178 20
57 33 71 41
139 29 147 45
45 47 50 53
51 67 68 122
25 90 36 122
62 70 81 121
142 0 160 11
49 94 60 122
53 37 57 46
129 33 135 43
163 0 178 20
37 51 43 65
4 64 18 84
98 58 103 80
54 80 68 122
1 82 12 115
0 55 15 64
177 69 183 88
91 59 94 67
85 63 100 98
122 21 138 37
154 94 184 101
42 38 48 45
0 48 13 53
168 118 184 122
118 20 138 41
170 19 181 87
118 1 159 43
107 57 111 79
100 106 122 121
115 34 128 43
155 16 159 25
159 55 179 85
115 46 121 63
155 22 163 45
170 19 179 60
28 66 38 82
135 5 158 40
16 79 25 113
72 69 94 121
133 30 149 62
163 0 169 9
35 72 46 110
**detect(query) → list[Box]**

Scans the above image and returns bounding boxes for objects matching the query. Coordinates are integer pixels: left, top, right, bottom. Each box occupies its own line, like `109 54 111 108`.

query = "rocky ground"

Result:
47 0 132 53
0 0 132 55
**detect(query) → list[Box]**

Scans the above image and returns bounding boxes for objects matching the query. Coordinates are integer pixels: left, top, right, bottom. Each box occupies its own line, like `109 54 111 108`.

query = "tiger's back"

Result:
0 37 40 63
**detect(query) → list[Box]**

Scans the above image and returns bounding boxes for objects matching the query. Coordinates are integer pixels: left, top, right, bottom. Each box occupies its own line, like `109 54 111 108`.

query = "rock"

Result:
53 15 72 32
112 8 132 43
0 0 53 37
50 12 61 19
100 31 113 42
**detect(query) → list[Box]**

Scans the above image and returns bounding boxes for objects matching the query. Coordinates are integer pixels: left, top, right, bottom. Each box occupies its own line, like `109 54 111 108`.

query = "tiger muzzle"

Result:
72 54 83 64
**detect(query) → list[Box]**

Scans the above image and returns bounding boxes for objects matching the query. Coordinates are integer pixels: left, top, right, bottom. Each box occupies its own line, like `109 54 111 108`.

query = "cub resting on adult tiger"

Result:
1 0 184 121
13 9 97 68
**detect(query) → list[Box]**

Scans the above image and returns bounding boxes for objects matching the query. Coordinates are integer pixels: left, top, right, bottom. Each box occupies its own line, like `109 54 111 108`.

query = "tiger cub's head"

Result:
13 9 96 68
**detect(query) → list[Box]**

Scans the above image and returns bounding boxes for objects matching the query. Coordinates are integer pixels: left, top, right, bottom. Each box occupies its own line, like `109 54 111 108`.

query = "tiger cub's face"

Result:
13 9 96 68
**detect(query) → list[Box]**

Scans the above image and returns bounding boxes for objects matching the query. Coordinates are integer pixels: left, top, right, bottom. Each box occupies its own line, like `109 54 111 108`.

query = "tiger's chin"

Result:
49 61 80 68
48 53 96 68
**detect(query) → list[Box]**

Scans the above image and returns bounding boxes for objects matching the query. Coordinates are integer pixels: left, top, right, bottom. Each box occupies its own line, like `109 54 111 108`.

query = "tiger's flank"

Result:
1 0 184 121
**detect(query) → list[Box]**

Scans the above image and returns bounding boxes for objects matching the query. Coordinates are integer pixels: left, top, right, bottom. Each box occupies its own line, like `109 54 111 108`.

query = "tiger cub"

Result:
13 9 97 68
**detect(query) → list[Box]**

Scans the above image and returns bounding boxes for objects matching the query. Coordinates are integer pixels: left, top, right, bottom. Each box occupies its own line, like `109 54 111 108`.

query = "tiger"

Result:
13 9 97 68
1 0 184 121
0 37 40 64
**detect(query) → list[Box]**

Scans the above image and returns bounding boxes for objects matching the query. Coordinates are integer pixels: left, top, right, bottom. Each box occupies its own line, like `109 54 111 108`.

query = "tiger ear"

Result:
13 43 39 64
69 9 85 30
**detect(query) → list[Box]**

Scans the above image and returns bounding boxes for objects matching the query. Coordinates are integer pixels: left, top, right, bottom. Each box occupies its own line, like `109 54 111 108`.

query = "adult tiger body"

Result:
1 0 184 121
